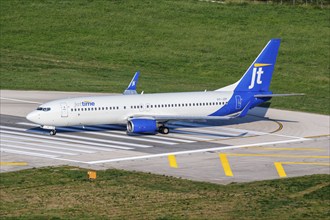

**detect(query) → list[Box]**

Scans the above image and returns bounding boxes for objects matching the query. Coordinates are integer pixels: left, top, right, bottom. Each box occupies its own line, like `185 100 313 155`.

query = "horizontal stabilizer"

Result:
254 93 305 98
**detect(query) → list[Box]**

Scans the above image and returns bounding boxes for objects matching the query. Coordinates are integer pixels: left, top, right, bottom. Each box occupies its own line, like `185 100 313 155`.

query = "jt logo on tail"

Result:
248 63 272 89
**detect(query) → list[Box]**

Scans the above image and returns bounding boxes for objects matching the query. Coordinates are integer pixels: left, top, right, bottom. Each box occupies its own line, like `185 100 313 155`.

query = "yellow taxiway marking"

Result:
304 134 330 138
219 153 233 176
248 147 325 151
168 155 178 168
274 162 330 178
274 162 287 177
225 153 329 159
0 162 28 166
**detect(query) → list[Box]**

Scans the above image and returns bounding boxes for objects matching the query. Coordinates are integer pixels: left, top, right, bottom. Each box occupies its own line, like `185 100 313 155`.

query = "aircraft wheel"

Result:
159 126 169 135
50 130 57 136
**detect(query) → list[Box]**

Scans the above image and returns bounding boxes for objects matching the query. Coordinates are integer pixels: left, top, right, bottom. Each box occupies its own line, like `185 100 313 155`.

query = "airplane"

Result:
26 39 303 136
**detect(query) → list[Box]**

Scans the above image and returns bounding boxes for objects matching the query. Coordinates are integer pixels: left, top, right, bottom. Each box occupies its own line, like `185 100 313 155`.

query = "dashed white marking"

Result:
1 143 77 156
0 127 130 150
1 134 113 152
1 139 95 154
1 148 58 158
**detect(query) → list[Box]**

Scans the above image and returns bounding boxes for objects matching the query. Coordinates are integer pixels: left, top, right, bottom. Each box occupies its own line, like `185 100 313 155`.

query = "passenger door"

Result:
60 102 68 117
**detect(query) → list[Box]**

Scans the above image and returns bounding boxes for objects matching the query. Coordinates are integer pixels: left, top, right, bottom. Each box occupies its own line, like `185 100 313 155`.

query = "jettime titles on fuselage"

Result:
75 101 96 107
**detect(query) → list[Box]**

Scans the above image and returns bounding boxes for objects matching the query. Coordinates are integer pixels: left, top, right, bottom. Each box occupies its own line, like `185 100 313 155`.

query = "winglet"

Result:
123 71 140 95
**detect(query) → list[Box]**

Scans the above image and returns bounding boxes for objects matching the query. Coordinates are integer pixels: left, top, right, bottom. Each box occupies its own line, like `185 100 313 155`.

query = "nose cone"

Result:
26 111 39 124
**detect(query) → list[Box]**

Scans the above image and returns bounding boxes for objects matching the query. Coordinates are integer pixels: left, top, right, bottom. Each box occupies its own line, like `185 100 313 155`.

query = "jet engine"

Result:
127 119 157 134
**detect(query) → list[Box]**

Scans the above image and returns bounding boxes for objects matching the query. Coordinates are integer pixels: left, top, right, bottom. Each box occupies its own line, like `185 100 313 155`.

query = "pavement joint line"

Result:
85 138 311 164
168 155 178 168
0 162 28 166
219 153 233 177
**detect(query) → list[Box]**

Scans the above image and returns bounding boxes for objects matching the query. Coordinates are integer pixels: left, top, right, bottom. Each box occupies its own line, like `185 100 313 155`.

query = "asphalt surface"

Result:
1 90 329 184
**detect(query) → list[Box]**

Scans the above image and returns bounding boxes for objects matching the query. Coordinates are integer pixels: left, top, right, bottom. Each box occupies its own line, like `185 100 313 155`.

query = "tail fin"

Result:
123 71 140 95
218 39 281 92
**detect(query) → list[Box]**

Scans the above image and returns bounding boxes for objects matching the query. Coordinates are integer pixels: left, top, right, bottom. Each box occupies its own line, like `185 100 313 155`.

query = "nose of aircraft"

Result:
26 111 39 124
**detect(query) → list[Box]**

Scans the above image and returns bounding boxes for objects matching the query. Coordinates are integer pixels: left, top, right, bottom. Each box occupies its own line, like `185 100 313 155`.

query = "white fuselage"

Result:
27 91 233 127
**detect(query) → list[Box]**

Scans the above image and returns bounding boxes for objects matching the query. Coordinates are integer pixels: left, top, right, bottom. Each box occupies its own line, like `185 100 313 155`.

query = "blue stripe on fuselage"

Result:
208 92 271 116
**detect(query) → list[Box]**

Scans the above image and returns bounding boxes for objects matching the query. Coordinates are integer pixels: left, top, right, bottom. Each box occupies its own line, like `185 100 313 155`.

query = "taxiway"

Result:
1 90 329 184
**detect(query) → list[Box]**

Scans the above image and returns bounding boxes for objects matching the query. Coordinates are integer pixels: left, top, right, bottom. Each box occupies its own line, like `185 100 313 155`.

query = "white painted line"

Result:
63 126 178 145
170 126 243 138
2 125 144 149
86 138 310 164
1 134 112 152
0 97 42 104
166 132 212 141
19 122 198 143
16 122 40 127
1 148 58 158
170 121 307 140
1 139 95 154
0 128 129 150
92 125 195 143
1 144 77 156
170 129 230 139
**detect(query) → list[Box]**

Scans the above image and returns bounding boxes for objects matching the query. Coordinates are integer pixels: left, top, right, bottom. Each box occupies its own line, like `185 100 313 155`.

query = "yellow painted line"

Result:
274 162 287 177
168 155 178 168
0 162 28 166
281 162 330 166
219 153 233 177
248 147 325 151
225 153 329 159
274 161 330 178
304 134 330 138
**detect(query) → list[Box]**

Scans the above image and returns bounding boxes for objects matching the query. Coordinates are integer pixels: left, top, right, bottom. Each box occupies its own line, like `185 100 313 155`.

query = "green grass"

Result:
0 166 329 219
0 0 329 114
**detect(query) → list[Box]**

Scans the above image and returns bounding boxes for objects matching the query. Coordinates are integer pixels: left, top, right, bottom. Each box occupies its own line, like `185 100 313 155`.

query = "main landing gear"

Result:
49 129 57 136
159 126 169 135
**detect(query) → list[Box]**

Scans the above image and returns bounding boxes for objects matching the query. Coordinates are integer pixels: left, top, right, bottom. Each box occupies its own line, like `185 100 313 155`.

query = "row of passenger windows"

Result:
71 106 119 112
136 102 227 109
70 102 227 112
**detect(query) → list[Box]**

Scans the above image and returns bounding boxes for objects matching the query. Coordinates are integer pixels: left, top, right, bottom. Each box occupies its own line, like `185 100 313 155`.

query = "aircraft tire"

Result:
159 126 169 135
50 130 57 136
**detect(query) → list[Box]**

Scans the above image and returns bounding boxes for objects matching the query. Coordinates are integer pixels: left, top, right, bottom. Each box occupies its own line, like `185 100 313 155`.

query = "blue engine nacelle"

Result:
127 119 157 133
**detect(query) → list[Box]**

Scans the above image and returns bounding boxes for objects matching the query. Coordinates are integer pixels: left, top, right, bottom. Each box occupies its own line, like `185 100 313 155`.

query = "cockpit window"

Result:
37 107 51 111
